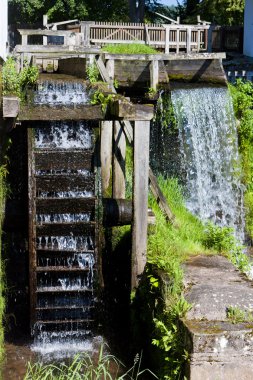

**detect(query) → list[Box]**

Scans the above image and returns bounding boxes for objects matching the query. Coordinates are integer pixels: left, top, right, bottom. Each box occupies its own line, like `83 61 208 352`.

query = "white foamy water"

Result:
171 87 245 239
34 81 90 105
35 122 93 149
31 333 103 360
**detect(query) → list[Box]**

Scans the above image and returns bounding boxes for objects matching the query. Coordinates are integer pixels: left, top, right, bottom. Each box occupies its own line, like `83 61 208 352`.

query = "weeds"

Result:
226 305 253 324
2 56 38 99
24 345 157 380
86 64 100 84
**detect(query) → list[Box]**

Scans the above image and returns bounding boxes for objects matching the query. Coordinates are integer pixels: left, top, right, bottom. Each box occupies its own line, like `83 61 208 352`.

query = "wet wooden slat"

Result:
36 221 95 236
35 150 94 171
36 266 96 272
36 175 95 192
36 288 93 293
36 197 96 214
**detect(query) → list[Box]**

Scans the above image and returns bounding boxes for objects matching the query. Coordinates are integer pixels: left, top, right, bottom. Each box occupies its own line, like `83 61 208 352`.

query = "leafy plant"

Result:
86 64 100 84
203 223 236 252
226 305 253 324
2 57 39 99
90 90 114 112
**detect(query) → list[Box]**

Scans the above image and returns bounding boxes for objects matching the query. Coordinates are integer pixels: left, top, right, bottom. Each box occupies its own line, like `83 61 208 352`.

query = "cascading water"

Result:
30 78 100 359
171 86 244 238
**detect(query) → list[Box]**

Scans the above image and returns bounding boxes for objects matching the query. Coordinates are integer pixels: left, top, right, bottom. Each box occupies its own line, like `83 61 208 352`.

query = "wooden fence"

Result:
18 21 210 54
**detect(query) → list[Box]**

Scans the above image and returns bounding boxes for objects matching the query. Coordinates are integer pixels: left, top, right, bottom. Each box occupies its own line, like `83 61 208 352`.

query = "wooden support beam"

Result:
18 104 104 121
113 121 126 199
150 60 159 90
132 120 150 289
149 168 175 224
110 100 154 121
100 121 113 196
164 26 170 54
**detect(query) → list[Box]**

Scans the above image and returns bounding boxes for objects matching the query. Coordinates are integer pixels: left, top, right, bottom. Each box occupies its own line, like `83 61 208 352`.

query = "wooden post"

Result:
22 35 28 46
150 60 159 91
197 29 201 52
27 127 37 330
208 25 214 52
106 59 115 90
176 29 180 54
82 21 95 46
164 26 170 54
113 121 126 199
187 27 191 53
100 121 113 196
132 120 150 289
43 15 48 46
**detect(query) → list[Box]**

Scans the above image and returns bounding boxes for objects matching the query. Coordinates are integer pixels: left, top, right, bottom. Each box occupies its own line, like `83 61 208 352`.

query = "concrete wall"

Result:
0 0 8 61
244 0 253 57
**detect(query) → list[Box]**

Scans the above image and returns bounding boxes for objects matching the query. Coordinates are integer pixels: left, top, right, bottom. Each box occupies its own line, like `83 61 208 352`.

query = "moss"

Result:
168 73 226 85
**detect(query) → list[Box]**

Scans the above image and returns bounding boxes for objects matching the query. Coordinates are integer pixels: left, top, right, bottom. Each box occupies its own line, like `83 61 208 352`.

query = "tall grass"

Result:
24 346 157 380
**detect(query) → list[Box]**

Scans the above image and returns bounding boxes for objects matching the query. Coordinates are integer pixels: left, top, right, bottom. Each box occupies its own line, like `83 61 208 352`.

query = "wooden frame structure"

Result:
17 21 210 54
3 96 154 311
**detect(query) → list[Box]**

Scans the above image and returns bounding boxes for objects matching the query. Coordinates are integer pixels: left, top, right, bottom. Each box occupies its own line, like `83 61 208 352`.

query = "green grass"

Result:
24 346 157 380
102 43 158 55
229 80 253 239
145 176 250 379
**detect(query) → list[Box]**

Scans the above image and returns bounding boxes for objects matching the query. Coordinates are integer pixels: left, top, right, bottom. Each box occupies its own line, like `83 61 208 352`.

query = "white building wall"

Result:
0 0 8 60
244 0 253 57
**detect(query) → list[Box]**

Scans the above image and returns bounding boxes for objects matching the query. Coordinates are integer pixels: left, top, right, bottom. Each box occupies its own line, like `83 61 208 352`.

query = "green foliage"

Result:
226 305 253 324
229 80 253 238
145 87 157 100
102 44 158 55
145 176 251 377
90 91 114 112
24 345 157 380
179 0 244 25
155 92 177 131
86 64 100 84
2 57 39 99
203 223 237 252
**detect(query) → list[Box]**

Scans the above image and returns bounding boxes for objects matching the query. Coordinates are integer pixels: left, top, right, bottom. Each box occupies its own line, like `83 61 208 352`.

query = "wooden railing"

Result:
18 21 210 53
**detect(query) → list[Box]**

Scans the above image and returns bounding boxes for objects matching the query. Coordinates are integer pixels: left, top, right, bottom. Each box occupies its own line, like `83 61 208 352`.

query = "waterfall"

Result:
171 86 244 238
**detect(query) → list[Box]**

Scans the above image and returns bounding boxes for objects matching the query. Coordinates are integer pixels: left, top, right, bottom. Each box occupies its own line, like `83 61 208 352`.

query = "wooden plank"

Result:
113 121 126 198
36 198 96 214
36 222 95 236
149 168 175 224
100 121 113 196
150 60 159 90
35 150 94 171
132 120 150 289
110 100 154 121
27 128 37 328
35 175 95 192
104 53 226 60
18 104 104 121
